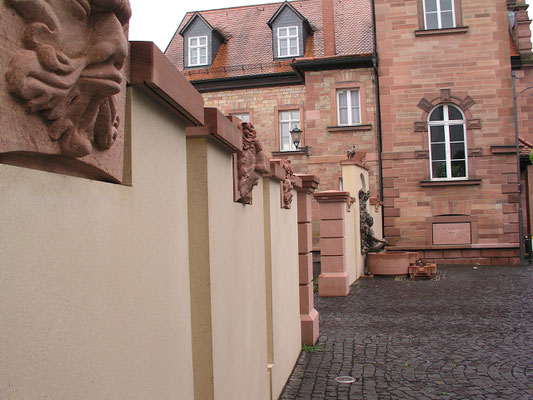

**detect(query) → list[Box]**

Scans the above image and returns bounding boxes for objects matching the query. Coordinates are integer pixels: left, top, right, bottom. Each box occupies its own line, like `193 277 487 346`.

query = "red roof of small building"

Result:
165 0 374 81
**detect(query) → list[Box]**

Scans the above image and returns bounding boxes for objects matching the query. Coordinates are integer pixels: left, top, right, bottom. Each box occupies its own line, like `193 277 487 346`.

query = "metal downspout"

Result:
371 0 385 233
512 71 525 265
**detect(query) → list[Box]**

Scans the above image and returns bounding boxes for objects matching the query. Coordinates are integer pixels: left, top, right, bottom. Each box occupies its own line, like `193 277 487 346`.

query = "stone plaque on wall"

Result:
432 223 471 245
0 0 131 183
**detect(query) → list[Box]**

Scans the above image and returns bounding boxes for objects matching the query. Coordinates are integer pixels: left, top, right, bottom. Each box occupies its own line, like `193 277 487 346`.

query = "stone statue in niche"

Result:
236 121 269 204
5 0 131 158
359 189 388 255
281 159 295 209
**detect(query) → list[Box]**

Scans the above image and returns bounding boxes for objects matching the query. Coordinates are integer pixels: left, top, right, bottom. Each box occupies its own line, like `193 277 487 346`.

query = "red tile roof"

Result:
165 0 374 81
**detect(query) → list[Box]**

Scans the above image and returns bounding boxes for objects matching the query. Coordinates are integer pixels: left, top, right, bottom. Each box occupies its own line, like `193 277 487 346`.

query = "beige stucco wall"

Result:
342 164 370 280
264 179 301 399
370 203 383 241
205 143 270 400
0 88 194 399
345 206 357 285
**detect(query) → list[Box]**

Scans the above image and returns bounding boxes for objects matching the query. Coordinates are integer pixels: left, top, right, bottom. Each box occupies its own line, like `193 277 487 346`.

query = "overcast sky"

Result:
129 0 533 52
128 0 283 52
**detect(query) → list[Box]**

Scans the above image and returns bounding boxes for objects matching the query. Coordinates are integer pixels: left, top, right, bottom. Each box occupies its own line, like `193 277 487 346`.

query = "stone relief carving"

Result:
281 159 295 209
236 121 269 204
5 0 131 158
359 189 389 255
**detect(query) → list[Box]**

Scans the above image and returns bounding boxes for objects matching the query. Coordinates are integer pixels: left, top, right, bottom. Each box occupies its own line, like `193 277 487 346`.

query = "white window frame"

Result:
337 89 361 126
230 113 250 123
277 26 299 58
188 36 208 67
279 110 300 152
423 0 456 30
428 104 467 181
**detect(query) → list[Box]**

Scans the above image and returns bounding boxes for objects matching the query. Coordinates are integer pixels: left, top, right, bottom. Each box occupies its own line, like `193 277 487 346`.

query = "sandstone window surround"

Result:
415 0 468 36
416 89 482 187
327 82 371 131
337 89 361 126
188 36 208 66
278 108 301 152
428 104 467 180
278 26 300 58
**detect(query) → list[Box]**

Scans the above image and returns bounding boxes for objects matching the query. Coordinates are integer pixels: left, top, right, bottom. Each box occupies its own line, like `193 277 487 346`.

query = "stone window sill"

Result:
271 150 307 156
415 26 468 36
420 179 481 187
327 124 372 132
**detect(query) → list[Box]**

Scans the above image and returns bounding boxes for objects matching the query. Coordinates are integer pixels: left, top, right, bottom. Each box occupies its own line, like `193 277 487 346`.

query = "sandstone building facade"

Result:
166 0 533 265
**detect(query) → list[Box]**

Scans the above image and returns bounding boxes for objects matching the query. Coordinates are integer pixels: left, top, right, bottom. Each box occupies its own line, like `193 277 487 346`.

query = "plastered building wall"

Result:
187 136 302 400
0 88 194 400
207 144 270 400
342 163 371 280
264 178 302 399
345 204 357 284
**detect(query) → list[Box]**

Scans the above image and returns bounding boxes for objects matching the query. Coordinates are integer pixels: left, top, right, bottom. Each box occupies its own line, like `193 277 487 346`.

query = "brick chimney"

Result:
513 4 533 53
322 0 336 56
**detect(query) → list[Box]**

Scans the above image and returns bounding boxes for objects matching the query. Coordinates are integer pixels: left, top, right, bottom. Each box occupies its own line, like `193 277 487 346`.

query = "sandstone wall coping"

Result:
339 151 368 170
314 190 352 203
295 174 320 193
186 108 243 153
129 41 205 127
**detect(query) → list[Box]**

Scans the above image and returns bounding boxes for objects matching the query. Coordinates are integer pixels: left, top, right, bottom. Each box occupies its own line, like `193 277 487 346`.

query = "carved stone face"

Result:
281 159 295 209
5 0 131 157
236 122 269 204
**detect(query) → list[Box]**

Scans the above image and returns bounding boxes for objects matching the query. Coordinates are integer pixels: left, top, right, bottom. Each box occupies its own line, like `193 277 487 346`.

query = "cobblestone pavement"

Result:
280 266 533 399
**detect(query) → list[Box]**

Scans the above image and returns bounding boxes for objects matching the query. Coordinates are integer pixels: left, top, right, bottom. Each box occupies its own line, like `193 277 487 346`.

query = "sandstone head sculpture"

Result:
5 0 131 158
236 121 269 204
281 158 295 209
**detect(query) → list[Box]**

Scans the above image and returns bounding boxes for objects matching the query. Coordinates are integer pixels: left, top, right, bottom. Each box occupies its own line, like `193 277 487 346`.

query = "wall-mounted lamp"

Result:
290 126 311 157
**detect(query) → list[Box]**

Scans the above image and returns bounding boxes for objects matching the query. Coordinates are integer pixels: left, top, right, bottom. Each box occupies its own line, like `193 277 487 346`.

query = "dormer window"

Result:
188 36 208 66
278 26 299 58
179 12 226 68
268 2 312 60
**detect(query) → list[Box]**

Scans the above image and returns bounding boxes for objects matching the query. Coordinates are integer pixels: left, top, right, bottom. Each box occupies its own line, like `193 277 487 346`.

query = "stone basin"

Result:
367 252 418 275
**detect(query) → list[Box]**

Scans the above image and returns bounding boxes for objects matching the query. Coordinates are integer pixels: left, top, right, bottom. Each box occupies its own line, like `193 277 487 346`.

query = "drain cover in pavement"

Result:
334 376 358 384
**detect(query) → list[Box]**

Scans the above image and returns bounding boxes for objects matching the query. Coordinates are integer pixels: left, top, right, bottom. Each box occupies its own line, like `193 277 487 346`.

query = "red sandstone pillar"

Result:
314 191 351 297
514 4 532 53
296 174 320 346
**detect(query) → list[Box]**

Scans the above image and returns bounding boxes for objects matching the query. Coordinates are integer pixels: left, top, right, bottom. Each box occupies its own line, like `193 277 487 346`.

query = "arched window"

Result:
428 104 467 180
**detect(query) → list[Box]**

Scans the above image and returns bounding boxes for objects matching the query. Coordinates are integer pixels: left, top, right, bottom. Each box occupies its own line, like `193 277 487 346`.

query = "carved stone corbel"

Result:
2 0 131 181
235 121 269 204
281 159 295 209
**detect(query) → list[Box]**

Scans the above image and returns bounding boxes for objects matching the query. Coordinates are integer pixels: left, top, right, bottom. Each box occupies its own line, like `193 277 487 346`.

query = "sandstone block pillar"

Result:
296 174 320 345
314 191 352 297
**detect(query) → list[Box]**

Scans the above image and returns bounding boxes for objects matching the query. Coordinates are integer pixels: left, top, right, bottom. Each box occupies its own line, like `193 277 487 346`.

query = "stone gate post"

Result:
296 174 320 346
314 191 352 297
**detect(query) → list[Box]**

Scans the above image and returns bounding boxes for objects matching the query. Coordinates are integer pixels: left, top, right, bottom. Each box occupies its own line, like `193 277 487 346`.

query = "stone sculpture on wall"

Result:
236 121 269 204
281 159 295 209
1 0 131 181
359 189 388 255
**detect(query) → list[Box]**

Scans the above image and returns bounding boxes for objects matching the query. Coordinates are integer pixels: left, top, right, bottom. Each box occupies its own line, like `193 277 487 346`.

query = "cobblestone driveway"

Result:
281 266 533 400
